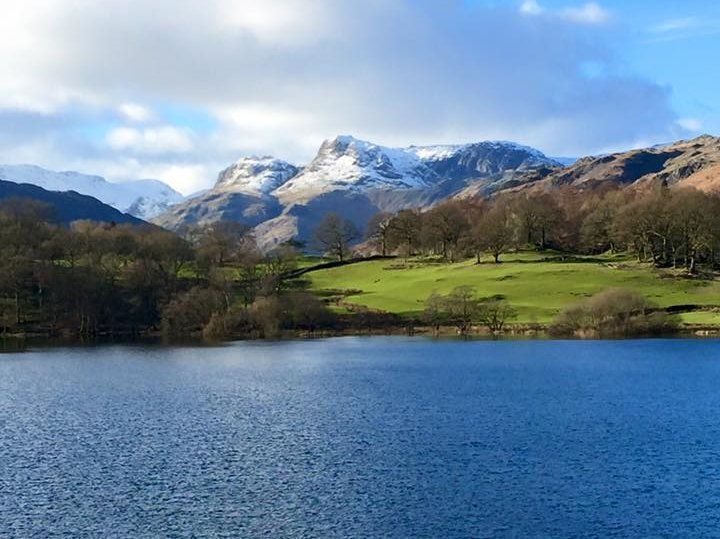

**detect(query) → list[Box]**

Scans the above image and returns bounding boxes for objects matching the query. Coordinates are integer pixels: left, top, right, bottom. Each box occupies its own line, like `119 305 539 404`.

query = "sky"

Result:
0 0 718 194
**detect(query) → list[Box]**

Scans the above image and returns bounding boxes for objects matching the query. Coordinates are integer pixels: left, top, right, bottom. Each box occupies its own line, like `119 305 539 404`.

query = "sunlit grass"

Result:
307 252 720 324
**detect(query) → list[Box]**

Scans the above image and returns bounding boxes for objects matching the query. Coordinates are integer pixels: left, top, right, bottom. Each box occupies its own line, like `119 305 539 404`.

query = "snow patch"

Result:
0 164 183 219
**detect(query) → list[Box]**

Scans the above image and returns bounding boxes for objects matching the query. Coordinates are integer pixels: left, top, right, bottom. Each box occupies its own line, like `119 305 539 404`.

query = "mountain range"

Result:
464 134 720 198
0 164 183 220
154 136 562 248
4 134 720 248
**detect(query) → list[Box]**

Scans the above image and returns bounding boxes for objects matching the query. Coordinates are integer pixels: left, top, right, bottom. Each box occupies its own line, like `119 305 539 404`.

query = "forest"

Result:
1 182 718 340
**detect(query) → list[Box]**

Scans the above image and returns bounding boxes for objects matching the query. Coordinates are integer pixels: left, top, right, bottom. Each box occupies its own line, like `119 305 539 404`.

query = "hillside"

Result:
0 164 183 219
456 135 720 197
153 157 296 230
304 253 720 327
0 179 145 225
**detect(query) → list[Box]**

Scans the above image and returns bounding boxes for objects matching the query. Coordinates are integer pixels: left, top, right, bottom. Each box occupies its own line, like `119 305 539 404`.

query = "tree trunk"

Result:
14 291 20 326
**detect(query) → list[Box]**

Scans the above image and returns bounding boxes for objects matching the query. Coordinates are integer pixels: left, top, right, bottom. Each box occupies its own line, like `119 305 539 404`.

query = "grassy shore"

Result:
305 252 720 329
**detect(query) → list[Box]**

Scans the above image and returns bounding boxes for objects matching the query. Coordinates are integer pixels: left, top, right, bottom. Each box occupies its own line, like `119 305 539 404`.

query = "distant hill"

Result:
0 179 145 225
466 135 720 197
0 164 183 219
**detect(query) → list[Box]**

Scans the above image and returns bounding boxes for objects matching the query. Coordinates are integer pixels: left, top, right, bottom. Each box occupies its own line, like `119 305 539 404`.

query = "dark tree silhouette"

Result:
314 213 359 261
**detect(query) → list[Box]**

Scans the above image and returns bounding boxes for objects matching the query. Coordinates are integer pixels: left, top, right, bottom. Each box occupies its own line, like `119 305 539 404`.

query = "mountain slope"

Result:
0 164 183 219
214 156 300 195
274 136 439 207
0 180 145 225
153 157 298 230
154 135 561 249
474 135 720 197
410 140 562 198
267 137 560 248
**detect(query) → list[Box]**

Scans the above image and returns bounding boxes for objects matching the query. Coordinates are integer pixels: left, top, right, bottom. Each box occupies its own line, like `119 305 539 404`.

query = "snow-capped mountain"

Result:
274 136 438 205
0 164 183 219
153 157 298 230
154 135 561 249
215 156 300 195
410 140 560 178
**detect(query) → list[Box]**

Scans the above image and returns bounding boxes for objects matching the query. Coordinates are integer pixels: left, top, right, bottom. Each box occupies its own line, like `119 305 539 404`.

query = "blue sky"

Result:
539 0 720 130
0 0 716 193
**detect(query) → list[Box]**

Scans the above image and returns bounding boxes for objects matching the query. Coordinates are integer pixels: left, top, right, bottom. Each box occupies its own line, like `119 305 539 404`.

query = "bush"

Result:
250 297 282 339
202 292 338 341
550 288 677 337
422 287 516 334
202 307 253 341
280 291 336 332
161 287 224 337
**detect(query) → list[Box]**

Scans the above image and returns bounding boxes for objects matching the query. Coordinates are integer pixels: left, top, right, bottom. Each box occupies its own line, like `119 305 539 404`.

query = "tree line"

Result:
329 182 720 272
0 198 337 339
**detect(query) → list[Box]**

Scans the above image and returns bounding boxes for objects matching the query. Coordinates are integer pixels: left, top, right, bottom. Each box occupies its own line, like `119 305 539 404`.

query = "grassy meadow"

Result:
305 252 720 327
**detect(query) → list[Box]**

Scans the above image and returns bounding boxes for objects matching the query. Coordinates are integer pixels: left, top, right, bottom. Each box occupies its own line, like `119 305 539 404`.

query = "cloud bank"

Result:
0 0 689 193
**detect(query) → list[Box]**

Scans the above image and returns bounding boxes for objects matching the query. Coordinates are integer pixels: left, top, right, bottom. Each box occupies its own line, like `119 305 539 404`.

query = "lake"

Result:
2 337 720 537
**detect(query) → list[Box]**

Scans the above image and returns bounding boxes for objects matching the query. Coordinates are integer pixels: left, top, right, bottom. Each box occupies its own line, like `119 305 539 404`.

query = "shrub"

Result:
423 287 516 335
280 291 336 332
161 287 224 337
250 297 282 339
550 288 677 337
202 307 253 341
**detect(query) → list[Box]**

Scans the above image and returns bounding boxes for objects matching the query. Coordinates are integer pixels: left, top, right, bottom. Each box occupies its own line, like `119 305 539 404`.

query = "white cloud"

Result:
520 1 610 25
0 0 681 193
650 18 697 34
143 163 212 194
106 126 195 154
216 0 331 45
677 118 703 132
562 3 611 25
519 0 543 16
646 17 720 43
118 103 155 123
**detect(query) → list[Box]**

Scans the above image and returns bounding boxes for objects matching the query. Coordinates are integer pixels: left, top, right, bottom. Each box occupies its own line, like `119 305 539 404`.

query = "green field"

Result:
306 252 720 325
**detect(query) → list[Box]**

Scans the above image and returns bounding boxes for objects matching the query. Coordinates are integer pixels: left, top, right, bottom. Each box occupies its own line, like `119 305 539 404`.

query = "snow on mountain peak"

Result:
213 156 299 195
407 140 554 163
274 136 438 205
0 164 183 219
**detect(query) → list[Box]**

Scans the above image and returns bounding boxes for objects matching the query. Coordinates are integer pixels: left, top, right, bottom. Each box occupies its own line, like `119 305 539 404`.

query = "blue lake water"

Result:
2 337 720 537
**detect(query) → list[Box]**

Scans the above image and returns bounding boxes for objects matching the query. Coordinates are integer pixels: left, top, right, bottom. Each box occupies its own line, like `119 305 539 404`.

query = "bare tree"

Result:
442 285 481 335
314 213 359 261
388 209 421 257
366 212 393 256
423 291 447 335
421 202 468 260
476 202 515 263
476 299 516 333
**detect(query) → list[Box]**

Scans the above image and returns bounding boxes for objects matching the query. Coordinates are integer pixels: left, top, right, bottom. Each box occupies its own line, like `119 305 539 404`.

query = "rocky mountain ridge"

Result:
154 135 561 248
465 134 720 198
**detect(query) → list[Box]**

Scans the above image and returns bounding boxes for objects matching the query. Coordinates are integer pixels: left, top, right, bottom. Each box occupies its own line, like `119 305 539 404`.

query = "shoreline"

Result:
3 324 720 351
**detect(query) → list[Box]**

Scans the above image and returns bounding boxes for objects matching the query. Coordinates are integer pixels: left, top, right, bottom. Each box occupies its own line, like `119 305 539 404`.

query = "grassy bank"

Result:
304 252 720 328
